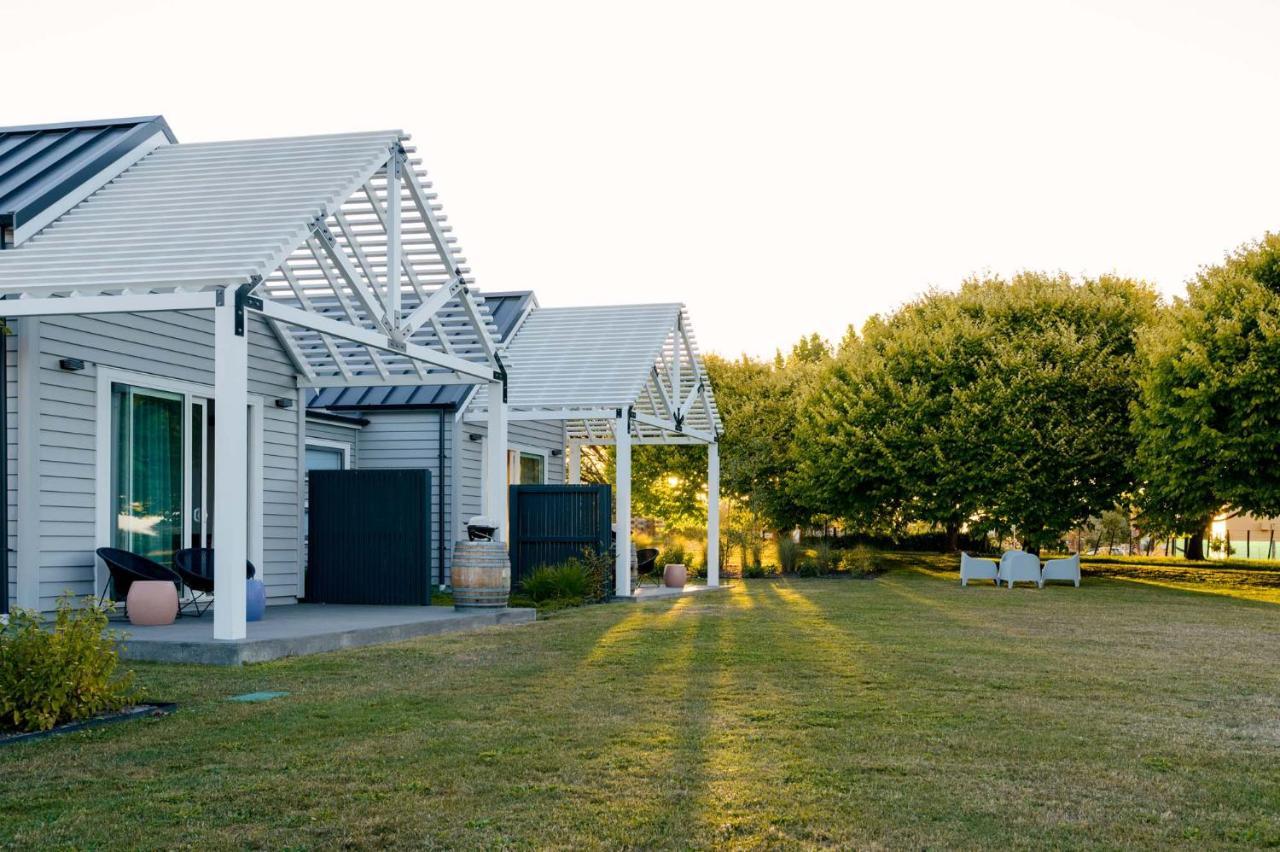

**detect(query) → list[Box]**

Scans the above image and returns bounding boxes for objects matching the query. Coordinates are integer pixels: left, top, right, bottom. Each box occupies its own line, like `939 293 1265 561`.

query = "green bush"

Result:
840 544 878 577
522 548 612 606
742 563 769 579
523 563 590 603
777 537 800 573
795 561 823 578
0 595 140 733
813 541 838 573
659 545 688 569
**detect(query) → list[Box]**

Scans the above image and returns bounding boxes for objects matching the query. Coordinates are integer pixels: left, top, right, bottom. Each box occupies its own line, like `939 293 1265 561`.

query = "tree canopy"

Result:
799 272 1157 549
1133 234 1280 552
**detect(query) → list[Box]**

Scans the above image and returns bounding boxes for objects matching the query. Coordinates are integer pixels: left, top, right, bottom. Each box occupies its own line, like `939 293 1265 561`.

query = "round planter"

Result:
452 540 511 608
663 563 687 589
126 580 178 626
246 578 267 622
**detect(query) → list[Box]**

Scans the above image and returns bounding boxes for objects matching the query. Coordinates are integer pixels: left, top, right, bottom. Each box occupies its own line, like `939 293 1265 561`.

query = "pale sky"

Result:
8 0 1280 358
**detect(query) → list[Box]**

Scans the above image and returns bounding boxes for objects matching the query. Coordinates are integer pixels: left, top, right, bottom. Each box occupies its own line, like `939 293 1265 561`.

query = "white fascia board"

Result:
0 291 218 317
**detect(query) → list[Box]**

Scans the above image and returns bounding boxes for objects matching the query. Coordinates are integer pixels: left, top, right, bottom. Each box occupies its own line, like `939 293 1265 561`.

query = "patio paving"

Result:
612 583 730 603
115 604 536 665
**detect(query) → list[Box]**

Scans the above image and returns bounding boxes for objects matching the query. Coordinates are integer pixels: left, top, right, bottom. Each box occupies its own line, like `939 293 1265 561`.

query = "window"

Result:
519 452 545 485
110 384 185 565
305 446 346 470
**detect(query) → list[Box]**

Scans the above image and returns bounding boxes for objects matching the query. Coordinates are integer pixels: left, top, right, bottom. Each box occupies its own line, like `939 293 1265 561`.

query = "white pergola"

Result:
467 303 724 596
0 130 510 640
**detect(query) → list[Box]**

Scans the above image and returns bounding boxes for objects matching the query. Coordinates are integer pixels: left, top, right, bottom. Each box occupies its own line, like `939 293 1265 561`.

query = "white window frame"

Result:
304 438 352 470
510 445 549 485
94 366 265 596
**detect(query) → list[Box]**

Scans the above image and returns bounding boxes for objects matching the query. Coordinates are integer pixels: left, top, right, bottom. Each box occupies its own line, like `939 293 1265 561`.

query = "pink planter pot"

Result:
126 580 178 626
663 563 687 588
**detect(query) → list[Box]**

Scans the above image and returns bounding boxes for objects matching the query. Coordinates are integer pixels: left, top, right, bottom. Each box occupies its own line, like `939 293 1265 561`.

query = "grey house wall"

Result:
455 415 567 583
304 418 360 467
9 310 301 611
351 410 451 585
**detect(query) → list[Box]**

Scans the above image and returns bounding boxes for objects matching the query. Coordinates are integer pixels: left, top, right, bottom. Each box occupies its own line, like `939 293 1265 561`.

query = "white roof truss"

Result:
0 131 502 389
466 303 722 445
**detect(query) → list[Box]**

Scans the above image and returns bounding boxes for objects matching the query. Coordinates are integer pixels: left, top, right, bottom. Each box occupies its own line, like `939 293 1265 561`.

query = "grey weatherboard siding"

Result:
12 310 300 611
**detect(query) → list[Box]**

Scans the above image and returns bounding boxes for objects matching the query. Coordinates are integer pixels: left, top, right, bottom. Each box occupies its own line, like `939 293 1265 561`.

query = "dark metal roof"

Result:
308 291 536 411
0 116 176 238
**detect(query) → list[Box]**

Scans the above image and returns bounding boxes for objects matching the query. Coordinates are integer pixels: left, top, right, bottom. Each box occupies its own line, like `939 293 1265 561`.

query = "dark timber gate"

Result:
507 484 612 588
307 469 432 605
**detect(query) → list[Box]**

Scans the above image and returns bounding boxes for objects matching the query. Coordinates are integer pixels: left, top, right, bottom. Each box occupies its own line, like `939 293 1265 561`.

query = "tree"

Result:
1133 234 1280 559
801 272 1157 550
706 336 829 536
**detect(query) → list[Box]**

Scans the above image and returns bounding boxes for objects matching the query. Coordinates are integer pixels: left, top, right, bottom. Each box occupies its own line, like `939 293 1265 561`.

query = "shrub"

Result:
522 548 612 605
840 544 878 577
660 544 688 569
813 540 838 573
742 564 769 579
523 562 590 603
750 540 764 568
795 561 822 578
777 537 800 573
0 595 140 733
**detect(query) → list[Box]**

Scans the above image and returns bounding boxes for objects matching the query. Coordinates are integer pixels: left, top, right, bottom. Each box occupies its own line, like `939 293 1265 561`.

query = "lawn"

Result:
3 557 1279 849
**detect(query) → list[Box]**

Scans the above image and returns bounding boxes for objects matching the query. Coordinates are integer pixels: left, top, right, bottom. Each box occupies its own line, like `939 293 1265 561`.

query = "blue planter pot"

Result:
246 578 267 622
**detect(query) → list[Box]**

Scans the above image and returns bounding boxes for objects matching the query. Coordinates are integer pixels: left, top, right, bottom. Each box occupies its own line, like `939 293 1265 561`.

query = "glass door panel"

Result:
110 383 184 565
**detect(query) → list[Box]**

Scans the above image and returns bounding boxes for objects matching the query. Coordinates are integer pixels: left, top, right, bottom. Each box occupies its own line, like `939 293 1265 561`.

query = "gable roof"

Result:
0 129 502 381
0 116 175 246
0 130 401 290
307 290 536 410
467 302 723 443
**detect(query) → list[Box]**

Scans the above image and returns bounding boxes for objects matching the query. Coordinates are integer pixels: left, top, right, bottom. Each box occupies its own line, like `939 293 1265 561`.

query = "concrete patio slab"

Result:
611 583 730 603
115 604 536 665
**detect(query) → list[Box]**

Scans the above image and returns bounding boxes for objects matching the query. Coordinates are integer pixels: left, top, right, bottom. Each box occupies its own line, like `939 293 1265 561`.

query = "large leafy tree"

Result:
707 337 829 535
801 272 1157 550
1133 234 1280 558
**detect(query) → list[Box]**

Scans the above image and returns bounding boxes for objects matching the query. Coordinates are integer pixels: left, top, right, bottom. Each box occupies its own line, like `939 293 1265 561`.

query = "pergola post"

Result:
707 440 720 587
213 293 249 641
485 380 508 541
567 442 581 485
615 408 632 598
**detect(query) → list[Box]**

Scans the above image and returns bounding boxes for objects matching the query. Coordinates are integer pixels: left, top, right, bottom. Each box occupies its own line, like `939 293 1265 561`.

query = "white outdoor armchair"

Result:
960 552 999 586
1041 553 1081 587
999 550 1043 588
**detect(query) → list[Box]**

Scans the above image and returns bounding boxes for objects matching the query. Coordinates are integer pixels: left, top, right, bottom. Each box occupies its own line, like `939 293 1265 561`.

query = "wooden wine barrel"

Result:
452 540 511 609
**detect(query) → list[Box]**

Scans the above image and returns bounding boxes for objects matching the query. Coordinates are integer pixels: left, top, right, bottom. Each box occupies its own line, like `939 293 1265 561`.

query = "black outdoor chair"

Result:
173 548 257 617
635 548 661 586
96 547 182 617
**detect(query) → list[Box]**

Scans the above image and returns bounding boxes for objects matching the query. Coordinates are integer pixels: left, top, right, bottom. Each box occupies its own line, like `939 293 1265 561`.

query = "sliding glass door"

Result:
110 384 185 564
109 382 253 570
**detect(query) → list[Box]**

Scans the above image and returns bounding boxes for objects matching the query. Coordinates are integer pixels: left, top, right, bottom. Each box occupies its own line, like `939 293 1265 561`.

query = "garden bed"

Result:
0 703 176 747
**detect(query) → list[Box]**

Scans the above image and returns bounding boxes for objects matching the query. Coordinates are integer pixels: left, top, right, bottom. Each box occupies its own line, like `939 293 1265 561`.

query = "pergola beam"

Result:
254 299 497 382
0 291 218 316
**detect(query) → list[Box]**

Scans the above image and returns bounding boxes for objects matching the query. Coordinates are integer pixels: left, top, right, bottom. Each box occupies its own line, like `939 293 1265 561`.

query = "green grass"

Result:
3 556 1280 848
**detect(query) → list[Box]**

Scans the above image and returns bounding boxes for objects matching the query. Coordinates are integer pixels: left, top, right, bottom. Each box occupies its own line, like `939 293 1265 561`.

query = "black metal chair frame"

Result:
95 547 183 620
173 548 257 617
635 548 662 586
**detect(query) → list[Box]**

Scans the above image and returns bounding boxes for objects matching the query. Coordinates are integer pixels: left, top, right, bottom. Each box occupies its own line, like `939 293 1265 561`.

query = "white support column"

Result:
615 409 632 598
484 382 508 541
213 296 248 641
568 442 581 485
707 440 720 588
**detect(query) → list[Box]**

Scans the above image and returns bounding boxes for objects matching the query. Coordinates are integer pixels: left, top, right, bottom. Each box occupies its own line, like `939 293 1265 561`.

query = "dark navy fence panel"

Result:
508 484 612 587
307 469 431 605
